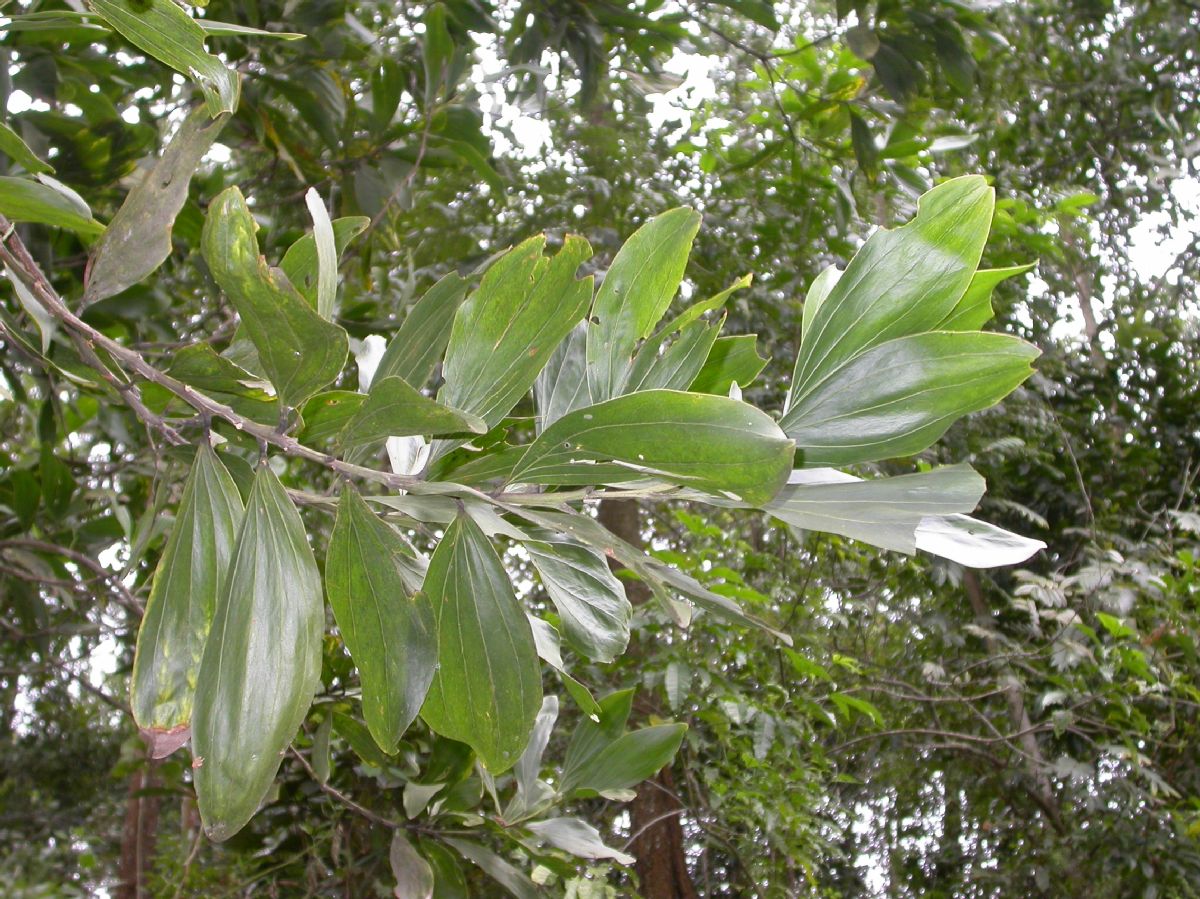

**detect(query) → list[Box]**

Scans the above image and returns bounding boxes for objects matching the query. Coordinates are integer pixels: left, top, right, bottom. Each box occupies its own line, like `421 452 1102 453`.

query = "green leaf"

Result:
0 175 103 237
524 534 632 662
534 322 588 433
800 265 841 343
192 464 325 841
511 390 793 506
5 263 56 353
762 465 984 554
562 723 687 794
689 334 769 395
830 692 884 726
625 319 721 394
375 272 470 391
0 121 53 174
201 187 348 407
88 0 239 117
332 711 397 768
341 376 486 448
390 831 435 899
298 391 366 444
788 176 995 409
441 838 538 899
164 344 279 425
439 235 592 429
710 0 780 30
131 444 243 759
326 486 437 753
198 21 305 40
586 207 701 402
419 514 541 773
783 331 1039 466
84 105 227 304
935 263 1036 331
850 110 877 174
279 216 370 310
423 3 454 107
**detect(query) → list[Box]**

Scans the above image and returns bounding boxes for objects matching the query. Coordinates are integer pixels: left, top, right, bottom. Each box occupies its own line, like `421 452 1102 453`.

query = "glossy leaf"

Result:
441 838 538 899
326 486 437 753
164 344 279 425
789 175 994 409
625 319 721 394
439 235 592 429
586 207 701 402
527 817 635 866
914 513 1046 567
341 376 486 448
0 122 53 174
419 514 541 773
763 465 985 554
524 534 631 662
0 175 103 237
298 391 366 444
783 331 1039 466
534 322 588 433
279 216 370 310
192 464 325 841
85 105 227 304
88 0 239 116
511 390 794 506
390 831 435 899
800 264 841 343
304 189 337 319
375 272 470 391
131 444 243 758
201 187 348 407
689 334 769 395
935 263 1037 331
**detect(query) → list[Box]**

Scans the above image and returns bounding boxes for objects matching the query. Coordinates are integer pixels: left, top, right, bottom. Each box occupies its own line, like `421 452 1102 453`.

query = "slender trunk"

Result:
598 501 698 899
116 757 161 899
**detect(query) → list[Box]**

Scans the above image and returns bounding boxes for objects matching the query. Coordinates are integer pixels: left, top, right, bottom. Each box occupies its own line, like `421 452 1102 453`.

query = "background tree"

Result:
0 1 1197 898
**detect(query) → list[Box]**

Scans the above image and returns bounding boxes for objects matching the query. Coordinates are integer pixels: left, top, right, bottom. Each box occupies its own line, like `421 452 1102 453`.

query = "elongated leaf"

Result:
789 176 994 407
914 513 1045 567
88 0 239 116
419 514 541 773
341 376 485 448
511 390 793 506
198 21 305 40
0 122 53 174
326 486 437 753
524 535 631 662
192 464 324 841
800 264 841 342
298 390 365 444
441 838 538 899
131 444 243 758
562 724 687 794
0 175 103 236
783 331 1039 466
763 465 985 553
512 695 558 818
85 105 226 304
935 263 1036 331
304 189 337 319
534 322 588 433
165 344 279 425
5 264 56 353
690 334 768 395
625 319 720 394
586 207 701 401
279 216 370 309
527 818 635 865
375 272 470 391
202 187 348 407
439 235 592 428
390 831 434 899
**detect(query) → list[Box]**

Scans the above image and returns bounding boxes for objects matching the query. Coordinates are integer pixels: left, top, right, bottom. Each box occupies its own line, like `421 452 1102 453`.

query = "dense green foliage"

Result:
0 1 1197 897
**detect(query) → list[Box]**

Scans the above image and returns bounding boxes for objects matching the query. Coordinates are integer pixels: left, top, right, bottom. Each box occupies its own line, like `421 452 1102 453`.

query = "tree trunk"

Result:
116 756 161 899
598 501 699 899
